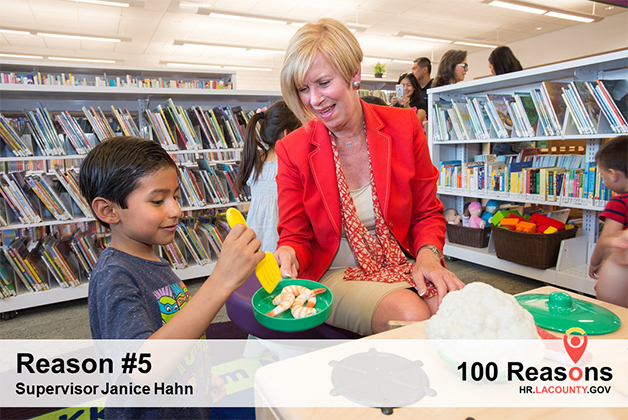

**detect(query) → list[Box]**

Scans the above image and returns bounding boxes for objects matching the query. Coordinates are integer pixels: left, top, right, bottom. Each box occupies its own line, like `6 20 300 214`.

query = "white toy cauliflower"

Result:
426 282 540 339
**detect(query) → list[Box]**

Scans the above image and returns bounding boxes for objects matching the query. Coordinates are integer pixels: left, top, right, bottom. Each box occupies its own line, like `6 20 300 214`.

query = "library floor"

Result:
0 259 547 339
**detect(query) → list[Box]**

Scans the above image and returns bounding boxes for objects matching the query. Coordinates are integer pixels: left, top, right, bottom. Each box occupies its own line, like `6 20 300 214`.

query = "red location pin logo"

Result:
563 327 588 364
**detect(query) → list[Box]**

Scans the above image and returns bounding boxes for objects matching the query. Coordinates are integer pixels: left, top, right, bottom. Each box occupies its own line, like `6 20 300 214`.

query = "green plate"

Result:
251 279 333 332
515 292 621 335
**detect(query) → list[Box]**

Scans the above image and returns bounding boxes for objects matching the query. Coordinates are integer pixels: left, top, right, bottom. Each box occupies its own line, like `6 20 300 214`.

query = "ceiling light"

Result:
209 12 287 25
364 57 391 62
0 29 31 35
488 0 546 14
454 41 497 48
392 59 414 64
176 40 284 54
166 62 221 69
401 34 453 43
544 11 595 23
72 0 129 7
290 22 306 27
0 53 44 59
48 56 116 63
222 66 272 72
346 22 369 32
37 32 122 42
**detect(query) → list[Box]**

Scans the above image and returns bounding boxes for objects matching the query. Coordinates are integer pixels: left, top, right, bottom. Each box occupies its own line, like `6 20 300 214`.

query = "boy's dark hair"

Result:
596 135 628 176
79 136 178 228
413 57 432 75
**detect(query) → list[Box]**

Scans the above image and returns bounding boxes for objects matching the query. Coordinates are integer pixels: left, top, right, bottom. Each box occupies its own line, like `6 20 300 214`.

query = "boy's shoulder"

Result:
91 247 174 285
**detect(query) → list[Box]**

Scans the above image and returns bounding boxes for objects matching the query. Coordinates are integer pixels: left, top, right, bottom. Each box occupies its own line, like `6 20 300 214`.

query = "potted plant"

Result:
372 62 387 78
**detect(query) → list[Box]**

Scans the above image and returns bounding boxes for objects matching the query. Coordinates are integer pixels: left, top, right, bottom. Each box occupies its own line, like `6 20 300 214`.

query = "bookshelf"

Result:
0 61 282 315
428 49 628 295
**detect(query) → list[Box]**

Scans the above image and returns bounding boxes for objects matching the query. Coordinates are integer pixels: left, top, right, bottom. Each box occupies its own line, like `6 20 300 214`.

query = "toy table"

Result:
254 286 627 420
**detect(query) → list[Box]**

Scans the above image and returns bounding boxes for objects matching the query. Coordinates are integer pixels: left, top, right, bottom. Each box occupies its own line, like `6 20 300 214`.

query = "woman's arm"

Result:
275 138 314 276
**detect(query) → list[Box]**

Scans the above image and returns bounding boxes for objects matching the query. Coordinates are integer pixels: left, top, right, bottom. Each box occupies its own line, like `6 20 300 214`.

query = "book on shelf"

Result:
438 160 462 188
507 161 534 194
82 106 116 142
449 99 473 140
69 229 100 276
513 92 539 137
176 221 211 266
530 88 556 137
178 167 206 207
25 173 73 222
196 221 224 258
110 106 141 138
4 237 49 293
0 114 34 157
485 94 515 137
1 172 42 224
593 79 628 133
23 103 66 156
52 169 93 218
35 233 80 288
0 250 16 298
540 81 569 135
55 111 93 154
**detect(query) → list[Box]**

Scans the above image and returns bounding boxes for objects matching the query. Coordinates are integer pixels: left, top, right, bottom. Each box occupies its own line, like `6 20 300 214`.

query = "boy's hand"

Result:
211 224 264 293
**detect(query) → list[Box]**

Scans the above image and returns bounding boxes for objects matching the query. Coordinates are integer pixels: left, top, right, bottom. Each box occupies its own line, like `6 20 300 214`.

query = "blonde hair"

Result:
280 18 363 124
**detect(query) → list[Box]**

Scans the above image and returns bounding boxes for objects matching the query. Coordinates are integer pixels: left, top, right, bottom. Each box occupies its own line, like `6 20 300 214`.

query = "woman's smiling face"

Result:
297 52 361 134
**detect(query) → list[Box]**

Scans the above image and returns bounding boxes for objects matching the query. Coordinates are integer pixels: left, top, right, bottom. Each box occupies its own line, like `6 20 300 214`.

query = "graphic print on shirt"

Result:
153 281 190 325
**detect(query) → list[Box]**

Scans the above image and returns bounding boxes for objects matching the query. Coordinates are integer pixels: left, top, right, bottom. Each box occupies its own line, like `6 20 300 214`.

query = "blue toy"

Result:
481 199 500 224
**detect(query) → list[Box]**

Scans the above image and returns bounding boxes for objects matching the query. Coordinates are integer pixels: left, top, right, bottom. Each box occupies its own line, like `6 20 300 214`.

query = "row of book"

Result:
179 160 249 207
438 158 613 205
0 228 104 298
432 79 628 142
0 160 246 227
0 209 240 298
0 72 232 90
0 99 255 158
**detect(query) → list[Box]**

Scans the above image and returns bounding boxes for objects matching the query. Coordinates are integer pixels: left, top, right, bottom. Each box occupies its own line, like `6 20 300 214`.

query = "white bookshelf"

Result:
428 49 628 294
0 62 282 315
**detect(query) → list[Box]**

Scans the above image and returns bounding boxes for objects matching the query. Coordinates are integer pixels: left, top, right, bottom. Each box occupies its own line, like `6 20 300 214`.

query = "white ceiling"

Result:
0 0 625 77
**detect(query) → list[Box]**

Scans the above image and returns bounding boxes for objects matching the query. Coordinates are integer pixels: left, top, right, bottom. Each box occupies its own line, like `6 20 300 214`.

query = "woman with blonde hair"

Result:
275 18 463 336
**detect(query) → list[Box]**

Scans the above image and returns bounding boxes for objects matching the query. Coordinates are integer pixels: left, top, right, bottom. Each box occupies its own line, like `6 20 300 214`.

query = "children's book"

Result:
486 94 514 137
541 81 569 134
514 92 539 136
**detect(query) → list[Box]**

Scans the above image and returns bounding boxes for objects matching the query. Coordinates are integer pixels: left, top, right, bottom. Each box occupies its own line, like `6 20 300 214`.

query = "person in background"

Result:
432 49 468 88
276 18 463 337
234 100 302 252
487 46 528 155
391 72 427 122
589 136 628 297
360 95 388 106
412 57 433 115
596 228 628 308
488 46 523 76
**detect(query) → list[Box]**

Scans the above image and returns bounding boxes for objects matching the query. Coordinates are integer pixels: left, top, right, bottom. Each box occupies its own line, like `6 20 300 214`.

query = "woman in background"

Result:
487 46 529 155
234 100 302 252
432 49 468 88
391 72 427 122
488 46 523 75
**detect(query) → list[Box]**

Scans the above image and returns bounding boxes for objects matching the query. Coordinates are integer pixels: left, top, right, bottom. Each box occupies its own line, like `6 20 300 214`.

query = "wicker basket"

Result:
446 223 491 248
490 226 578 269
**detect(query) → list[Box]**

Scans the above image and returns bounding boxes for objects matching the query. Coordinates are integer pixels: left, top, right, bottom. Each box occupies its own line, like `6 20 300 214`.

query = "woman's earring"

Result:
352 80 361 90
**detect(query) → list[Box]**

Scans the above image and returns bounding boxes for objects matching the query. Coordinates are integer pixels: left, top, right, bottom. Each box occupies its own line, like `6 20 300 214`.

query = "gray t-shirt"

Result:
88 247 209 419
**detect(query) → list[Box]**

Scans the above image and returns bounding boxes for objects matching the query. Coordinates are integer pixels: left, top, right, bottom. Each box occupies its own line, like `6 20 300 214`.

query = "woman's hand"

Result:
412 248 464 306
274 245 299 278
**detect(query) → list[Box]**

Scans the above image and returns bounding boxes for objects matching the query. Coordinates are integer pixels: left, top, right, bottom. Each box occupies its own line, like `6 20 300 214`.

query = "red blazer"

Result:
275 101 445 281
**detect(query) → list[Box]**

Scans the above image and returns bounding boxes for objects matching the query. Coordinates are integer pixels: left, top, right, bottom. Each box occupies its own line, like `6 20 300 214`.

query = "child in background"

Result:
597 229 628 308
589 136 628 303
79 136 264 419
235 100 301 252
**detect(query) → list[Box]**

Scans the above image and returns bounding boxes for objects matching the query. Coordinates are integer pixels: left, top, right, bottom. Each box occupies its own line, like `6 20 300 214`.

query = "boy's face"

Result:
110 166 181 260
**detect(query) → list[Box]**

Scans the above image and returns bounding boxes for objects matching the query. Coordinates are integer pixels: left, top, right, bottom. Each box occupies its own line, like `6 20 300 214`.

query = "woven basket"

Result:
446 223 491 248
490 226 578 269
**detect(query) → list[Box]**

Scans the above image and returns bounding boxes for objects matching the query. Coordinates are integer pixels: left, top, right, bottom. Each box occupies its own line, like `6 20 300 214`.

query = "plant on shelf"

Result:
372 62 387 78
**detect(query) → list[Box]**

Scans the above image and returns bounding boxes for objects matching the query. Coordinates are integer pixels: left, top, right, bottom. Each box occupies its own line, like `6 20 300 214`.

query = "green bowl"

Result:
251 279 333 332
